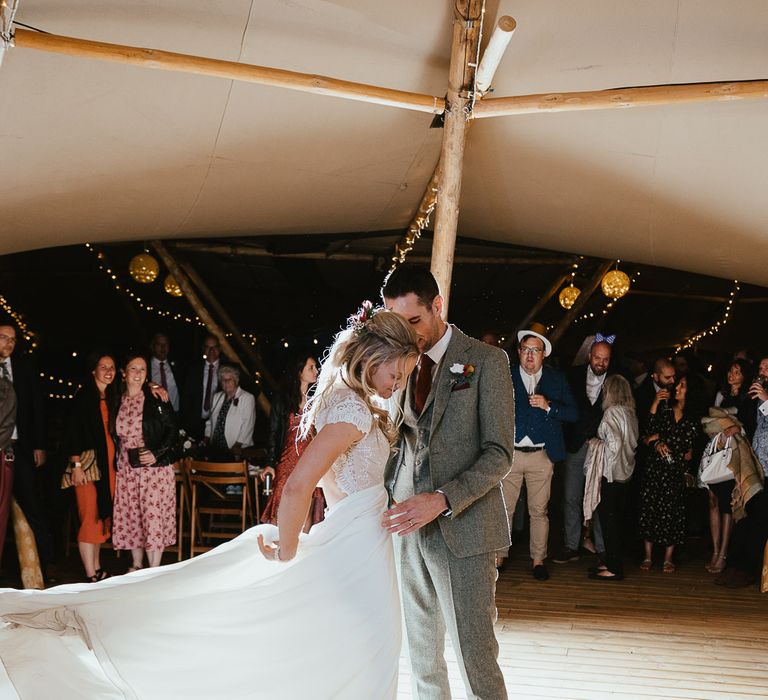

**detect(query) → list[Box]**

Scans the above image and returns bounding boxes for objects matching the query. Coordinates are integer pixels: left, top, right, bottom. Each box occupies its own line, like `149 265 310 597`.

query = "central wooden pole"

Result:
431 0 484 315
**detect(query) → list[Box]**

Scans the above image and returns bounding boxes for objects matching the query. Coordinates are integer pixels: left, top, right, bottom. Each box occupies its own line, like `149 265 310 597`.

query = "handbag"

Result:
61 449 101 488
698 433 734 486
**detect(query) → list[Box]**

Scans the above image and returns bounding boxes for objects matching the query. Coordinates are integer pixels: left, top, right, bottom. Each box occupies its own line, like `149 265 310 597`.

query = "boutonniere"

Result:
233 397 239 407
449 363 475 391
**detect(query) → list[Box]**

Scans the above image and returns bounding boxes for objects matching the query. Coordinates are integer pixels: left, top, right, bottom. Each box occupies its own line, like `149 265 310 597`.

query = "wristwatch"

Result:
73 461 82 468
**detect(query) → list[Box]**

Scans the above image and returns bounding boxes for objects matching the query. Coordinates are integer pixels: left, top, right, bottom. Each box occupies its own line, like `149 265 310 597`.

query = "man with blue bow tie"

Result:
553 333 615 565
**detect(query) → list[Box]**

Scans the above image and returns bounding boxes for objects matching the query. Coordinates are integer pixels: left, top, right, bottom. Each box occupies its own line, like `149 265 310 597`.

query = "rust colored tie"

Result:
413 355 435 415
159 361 168 389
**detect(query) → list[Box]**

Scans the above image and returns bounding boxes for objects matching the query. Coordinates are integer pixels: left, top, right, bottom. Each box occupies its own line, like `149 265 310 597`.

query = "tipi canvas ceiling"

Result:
2 1 768 284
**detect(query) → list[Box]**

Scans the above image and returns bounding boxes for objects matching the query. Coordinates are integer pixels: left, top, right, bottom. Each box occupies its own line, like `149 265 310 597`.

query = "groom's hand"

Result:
382 492 448 536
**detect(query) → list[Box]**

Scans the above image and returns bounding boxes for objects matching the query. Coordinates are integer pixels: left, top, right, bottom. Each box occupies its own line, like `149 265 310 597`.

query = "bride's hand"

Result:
257 534 294 562
382 493 448 536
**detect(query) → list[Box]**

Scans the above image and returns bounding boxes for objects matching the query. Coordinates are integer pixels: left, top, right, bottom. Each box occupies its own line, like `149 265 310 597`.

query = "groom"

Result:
381 264 515 699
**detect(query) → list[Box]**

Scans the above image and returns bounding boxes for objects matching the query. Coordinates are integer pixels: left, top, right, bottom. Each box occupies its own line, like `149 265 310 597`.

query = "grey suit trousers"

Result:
396 521 507 700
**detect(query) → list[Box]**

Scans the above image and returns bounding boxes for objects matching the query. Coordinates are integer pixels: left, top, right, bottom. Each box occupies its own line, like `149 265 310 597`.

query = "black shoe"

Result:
551 548 580 564
588 570 624 581
44 563 60 585
587 565 608 575
532 564 549 581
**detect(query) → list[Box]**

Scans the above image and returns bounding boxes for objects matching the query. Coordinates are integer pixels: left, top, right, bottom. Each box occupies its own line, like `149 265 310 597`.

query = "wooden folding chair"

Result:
165 459 191 561
188 460 253 557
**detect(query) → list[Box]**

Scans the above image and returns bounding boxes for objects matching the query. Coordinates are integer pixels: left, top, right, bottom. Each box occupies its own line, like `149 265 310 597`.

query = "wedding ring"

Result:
408 519 414 528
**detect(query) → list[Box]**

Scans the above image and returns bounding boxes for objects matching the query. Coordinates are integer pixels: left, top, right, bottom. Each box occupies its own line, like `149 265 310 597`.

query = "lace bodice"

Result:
315 386 390 504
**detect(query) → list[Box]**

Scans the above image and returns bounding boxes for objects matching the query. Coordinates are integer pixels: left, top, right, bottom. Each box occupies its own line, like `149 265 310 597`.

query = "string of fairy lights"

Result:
572 269 640 326
0 292 37 352
676 280 740 351
85 244 206 327
389 184 438 272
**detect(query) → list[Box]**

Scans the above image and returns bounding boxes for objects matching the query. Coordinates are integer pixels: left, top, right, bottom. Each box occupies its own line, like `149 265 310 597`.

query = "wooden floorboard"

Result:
397 550 767 699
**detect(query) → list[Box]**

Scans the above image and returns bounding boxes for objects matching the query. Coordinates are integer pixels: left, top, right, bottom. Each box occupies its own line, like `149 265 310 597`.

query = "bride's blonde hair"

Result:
301 305 419 444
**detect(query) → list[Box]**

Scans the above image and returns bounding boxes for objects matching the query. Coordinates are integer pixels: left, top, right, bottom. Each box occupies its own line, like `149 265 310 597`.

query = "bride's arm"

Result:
260 422 362 561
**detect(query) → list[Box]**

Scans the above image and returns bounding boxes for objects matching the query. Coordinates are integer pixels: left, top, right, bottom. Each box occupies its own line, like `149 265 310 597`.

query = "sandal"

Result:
640 558 652 571
662 560 676 573
127 565 144 574
94 568 111 581
707 555 726 574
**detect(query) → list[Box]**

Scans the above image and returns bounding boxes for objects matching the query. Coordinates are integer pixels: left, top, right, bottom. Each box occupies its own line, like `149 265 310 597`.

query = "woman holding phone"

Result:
112 351 179 572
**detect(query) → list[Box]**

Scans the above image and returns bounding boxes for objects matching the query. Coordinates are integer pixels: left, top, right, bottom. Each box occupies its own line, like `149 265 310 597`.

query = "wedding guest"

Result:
701 406 766 588
149 332 182 412
583 375 638 581
714 359 756 439
638 378 697 572
705 359 757 573
112 352 179 571
261 353 325 529
63 352 119 582
181 334 222 440
500 328 577 580
0 376 16 566
203 364 256 462
0 322 56 582
748 355 768 477
554 334 613 564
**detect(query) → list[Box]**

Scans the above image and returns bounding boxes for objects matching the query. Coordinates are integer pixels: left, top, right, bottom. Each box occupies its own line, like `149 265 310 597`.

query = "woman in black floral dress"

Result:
638 378 698 572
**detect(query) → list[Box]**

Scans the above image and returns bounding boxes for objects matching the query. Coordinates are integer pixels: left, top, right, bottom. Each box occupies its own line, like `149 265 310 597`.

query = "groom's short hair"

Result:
380 264 440 308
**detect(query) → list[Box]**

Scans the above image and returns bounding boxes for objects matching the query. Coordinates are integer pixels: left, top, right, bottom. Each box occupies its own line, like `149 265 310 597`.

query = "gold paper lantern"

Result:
559 285 581 310
128 253 160 284
601 269 630 300
164 274 183 297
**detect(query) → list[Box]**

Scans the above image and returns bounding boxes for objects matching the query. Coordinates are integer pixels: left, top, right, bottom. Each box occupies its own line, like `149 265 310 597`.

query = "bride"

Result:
0 306 419 700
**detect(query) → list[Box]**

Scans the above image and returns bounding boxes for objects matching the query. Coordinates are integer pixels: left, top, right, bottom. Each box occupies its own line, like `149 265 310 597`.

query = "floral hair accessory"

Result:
349 300 380 336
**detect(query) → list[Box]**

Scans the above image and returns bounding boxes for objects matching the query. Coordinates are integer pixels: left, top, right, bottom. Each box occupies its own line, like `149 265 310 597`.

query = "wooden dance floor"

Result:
397 553 768 699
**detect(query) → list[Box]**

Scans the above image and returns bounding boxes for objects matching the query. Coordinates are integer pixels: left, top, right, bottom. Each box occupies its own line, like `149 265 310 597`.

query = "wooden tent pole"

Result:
473 80 768 118
476 16 517 94
149 241 271 415
431 0 484 315
12 28 443 115
179 260 278 394
549 260 613 346
516 272 571 335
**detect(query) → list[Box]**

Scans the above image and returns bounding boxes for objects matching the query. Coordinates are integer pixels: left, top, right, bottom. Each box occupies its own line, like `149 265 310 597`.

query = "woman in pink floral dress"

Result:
112 352 179 572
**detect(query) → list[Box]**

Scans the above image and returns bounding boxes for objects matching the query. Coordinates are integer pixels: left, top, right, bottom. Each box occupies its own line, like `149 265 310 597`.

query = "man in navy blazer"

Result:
499 328 577 580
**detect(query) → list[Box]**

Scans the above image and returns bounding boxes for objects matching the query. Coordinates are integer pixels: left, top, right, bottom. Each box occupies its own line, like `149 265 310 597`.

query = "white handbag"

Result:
698 433 734 486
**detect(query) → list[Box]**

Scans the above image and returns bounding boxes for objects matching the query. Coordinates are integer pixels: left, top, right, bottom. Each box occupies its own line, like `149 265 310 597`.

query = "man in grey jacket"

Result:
382 265 515 700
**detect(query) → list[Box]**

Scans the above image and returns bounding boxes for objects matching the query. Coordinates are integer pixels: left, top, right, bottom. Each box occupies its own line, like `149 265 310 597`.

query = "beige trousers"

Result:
499 448 554 561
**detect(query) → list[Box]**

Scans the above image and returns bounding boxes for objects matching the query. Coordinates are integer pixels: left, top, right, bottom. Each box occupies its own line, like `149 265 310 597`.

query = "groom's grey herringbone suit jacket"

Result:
386 325 515 557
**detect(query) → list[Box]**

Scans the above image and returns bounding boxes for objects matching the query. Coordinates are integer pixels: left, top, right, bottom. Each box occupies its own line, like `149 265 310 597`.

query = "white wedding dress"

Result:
0 387 401 700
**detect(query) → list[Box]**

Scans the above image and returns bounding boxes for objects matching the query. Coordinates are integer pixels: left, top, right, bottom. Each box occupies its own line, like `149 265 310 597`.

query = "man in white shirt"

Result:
554 337 613 564
149 333 181 412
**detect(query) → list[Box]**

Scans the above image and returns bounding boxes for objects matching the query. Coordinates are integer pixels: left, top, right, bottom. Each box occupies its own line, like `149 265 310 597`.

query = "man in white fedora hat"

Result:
498 328 577 581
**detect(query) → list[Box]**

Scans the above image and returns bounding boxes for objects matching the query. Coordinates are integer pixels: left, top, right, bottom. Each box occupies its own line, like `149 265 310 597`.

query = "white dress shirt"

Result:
424 323 453 378
150 357 180 412
516 366 545 447
585 366 606 406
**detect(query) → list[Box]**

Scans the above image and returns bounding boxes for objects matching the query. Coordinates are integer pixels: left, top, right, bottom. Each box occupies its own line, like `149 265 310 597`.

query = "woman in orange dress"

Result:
65 352 119 582
261 353 324 529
